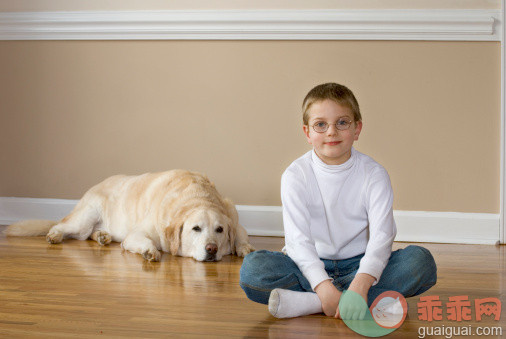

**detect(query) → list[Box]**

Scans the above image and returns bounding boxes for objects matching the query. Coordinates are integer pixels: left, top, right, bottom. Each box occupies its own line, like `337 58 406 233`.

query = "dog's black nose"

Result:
206 243 218 255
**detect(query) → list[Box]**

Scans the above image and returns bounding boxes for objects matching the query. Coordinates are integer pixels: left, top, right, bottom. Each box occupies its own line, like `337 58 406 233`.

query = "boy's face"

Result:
303 99 362 165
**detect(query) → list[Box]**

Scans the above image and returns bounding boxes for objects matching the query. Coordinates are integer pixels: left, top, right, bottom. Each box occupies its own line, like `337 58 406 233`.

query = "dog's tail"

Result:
4 220 57 236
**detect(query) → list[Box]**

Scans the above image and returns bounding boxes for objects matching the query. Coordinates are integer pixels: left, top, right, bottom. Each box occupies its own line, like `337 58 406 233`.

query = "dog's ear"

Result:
223 198 239 226
228 220 237 255
165 222 183 255
223 198 238 254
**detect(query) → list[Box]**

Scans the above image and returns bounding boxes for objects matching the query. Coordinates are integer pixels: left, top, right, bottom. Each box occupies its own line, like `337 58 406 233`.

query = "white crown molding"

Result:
0 9 501 41
0 197 500 245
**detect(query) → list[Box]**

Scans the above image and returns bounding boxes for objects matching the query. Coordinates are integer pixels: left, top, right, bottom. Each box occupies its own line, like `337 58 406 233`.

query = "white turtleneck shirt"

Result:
281 148 397 290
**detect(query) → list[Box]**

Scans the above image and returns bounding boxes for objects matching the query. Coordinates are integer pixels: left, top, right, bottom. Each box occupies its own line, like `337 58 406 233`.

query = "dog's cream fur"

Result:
6 170 255 261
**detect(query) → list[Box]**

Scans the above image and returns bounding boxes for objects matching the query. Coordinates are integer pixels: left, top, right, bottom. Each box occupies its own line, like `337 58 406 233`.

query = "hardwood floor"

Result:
0 227 504 338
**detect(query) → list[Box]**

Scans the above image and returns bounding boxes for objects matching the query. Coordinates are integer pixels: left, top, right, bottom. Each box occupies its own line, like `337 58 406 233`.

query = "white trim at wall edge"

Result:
0 9 501 41
500 0 505 244
0 197 500 245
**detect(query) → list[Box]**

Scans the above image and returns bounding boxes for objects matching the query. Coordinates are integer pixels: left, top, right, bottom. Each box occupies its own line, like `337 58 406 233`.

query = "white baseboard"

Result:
235 205 284 237
392 210 499 245
0 197 500 245
0 197 79 225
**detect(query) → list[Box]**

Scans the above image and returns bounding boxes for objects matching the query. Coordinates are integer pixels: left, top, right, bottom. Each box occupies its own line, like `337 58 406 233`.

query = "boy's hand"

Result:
314 280 342 317
336 273 376 320
349 273 375 304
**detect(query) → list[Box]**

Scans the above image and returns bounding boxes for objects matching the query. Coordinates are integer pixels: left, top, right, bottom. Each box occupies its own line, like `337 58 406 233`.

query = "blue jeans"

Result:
239 245 437 307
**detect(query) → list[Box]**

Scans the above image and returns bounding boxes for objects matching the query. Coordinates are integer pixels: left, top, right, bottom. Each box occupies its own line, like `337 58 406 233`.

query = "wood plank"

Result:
0 227 504 338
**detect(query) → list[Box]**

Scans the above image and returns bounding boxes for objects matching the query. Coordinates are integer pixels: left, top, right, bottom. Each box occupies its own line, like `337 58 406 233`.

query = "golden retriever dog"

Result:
6 170 255 262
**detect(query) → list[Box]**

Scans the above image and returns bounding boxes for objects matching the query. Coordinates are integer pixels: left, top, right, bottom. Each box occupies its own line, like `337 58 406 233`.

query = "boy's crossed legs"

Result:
239 245 437 318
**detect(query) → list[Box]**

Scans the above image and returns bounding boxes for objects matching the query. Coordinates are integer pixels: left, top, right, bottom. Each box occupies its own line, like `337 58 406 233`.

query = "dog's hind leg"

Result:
46 197 102 244
121 231 161 262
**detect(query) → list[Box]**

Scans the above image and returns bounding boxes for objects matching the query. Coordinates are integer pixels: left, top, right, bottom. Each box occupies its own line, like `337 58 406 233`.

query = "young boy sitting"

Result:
239 83 437 318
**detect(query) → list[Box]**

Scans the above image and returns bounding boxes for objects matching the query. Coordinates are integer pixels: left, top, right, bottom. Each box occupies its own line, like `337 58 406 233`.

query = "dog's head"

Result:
165 206 236 262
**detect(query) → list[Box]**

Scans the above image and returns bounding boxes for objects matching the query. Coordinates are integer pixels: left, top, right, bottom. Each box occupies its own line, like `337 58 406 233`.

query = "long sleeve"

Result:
281 149 396 289
356 167 397 284
281 168 331 290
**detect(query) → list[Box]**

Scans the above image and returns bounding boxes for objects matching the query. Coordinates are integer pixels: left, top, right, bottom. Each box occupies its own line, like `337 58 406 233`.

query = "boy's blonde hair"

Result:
302 83 362 125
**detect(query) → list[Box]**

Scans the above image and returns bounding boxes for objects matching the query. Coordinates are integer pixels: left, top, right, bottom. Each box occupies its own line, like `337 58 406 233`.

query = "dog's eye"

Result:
216 226 223 233
192 226 201 232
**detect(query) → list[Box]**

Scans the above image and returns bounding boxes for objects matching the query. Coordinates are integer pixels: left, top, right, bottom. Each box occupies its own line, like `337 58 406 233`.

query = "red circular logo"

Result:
369 291 408 329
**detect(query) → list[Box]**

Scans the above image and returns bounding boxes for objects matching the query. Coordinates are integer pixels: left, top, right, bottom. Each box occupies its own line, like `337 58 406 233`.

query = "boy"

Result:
239 83 437 319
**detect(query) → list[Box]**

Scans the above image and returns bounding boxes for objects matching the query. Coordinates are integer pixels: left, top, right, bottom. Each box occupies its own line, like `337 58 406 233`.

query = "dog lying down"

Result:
6 170 255 262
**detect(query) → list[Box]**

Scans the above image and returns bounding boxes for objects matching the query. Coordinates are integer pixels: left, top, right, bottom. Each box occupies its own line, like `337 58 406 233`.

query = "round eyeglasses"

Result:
311 118 353 133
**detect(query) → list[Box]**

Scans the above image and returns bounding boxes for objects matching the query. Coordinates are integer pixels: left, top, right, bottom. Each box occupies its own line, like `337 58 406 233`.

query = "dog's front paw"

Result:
142 249 161 262
236 243 255 257
97 233 111 246
46 230 63 244
93 231 112 246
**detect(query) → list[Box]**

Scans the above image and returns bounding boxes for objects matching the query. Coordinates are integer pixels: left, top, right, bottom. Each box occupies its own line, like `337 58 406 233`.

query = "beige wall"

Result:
0 0 500 11
0 40 500 213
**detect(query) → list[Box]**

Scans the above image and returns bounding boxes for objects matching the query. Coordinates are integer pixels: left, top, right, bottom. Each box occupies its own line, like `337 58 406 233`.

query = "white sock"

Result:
268 288 323 318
